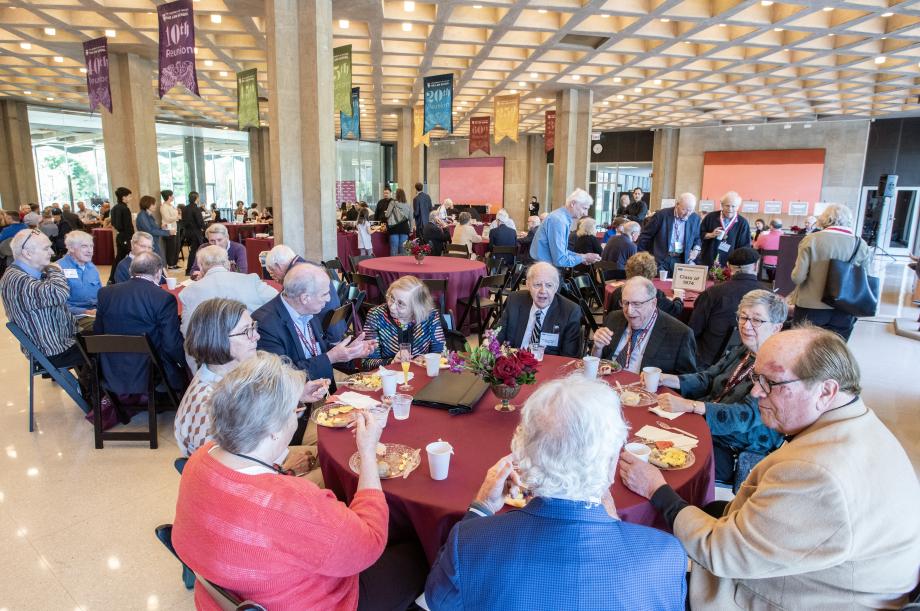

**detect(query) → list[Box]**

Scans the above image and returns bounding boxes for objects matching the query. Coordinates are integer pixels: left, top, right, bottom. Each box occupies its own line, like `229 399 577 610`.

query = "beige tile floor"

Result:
0 259 917 610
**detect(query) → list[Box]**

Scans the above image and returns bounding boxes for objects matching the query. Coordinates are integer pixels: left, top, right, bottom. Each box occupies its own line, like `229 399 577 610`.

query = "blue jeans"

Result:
389 233 408 256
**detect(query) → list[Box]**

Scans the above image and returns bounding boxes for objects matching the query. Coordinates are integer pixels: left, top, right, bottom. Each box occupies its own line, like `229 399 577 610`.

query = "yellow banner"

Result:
494 94 520 143
413 105 429 148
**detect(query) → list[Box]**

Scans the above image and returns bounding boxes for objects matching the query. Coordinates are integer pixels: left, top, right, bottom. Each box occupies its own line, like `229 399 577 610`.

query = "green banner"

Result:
333 44 353 116
237 68 259 130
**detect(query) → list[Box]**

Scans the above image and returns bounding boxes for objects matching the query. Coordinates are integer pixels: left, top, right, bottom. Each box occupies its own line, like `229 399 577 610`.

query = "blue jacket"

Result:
93 278 188 394
425 497 687 611
189 241 248 275
135 210 169 256
529 208 582 268
487 224 517 268
57 254 102 314
637 207 702 271
413 191 433 230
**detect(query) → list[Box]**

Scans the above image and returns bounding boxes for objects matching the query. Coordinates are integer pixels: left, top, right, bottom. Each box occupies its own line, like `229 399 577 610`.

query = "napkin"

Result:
379 367 414 382
648 406 683 420
180 279 195 287
634 425 698 451
335 392 380 410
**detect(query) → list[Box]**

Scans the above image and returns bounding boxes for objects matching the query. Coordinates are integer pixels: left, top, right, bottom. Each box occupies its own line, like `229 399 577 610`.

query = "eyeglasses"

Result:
619 296 656 310
229 321 259 340
737 314 770 329
748 370 808 395
21 229 41 252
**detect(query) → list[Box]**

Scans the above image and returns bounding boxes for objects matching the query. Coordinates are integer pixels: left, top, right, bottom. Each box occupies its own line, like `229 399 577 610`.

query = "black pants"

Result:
48 343 94 413
109 233 131 283
713 443 737 484
357 540 428 611
793 306 857 341
163 235 179 267
185 233 204 274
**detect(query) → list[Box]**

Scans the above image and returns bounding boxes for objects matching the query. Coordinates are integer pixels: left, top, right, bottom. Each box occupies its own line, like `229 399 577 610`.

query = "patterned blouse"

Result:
361 305 445 369
174 365 224 457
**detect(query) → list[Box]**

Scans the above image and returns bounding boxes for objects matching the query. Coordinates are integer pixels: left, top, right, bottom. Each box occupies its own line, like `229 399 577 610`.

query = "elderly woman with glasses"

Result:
650 289 786 483
362 275 444 369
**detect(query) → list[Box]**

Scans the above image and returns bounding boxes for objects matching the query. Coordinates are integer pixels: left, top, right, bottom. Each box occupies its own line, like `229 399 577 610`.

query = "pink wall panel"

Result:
701 149 825 209
439 157 504 212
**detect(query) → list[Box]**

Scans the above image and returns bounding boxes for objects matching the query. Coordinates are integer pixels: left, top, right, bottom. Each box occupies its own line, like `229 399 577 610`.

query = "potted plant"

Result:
448 329 539 411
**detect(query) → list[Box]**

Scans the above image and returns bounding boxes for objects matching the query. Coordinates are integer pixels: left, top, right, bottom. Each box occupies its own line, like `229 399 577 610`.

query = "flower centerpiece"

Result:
405 238 431 264
708 263 729 283
448 328 539 412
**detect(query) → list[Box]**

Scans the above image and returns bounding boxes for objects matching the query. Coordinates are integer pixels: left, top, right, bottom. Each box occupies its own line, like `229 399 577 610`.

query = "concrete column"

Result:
183 136 207 196
397 107 424 196
248 126 272 208
652 128 679 211
266 0 336 261
552 89 592 210
0 99 39 208
100 52 160 212
526 133 546 220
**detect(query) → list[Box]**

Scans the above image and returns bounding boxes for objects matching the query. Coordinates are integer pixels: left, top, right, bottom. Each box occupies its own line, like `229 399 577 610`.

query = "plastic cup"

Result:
625 442 651 462
380 370 398 397
426 440 454 480
424 353 441 377
659 270 669 281
582 356 600 379
672 288 685 299
165 277 177 290
369 404 390 429
529 343 545 362
642 366 662 393
391 393 412 420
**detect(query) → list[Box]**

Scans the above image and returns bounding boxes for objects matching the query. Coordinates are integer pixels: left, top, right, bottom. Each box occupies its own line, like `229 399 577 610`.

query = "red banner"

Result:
469 116 490 155
545 110 555 153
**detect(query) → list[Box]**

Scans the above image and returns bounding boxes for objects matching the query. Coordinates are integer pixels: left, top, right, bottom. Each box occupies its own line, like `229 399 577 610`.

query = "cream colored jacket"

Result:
790 229 870 309
678 399 920 610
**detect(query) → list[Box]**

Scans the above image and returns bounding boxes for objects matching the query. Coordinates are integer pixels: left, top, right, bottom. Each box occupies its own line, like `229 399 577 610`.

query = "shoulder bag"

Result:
822 236 879 317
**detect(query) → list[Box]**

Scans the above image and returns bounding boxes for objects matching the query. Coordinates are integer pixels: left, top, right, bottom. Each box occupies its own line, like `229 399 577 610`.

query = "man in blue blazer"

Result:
487 212 519 269
94 252 188 395
637 192 703 274
189 223 247 277
425 377 687 611
252 263 374 390
413 182 432 232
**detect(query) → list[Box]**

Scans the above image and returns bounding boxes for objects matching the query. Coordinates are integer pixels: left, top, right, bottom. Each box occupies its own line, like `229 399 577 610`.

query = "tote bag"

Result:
822 236 880 317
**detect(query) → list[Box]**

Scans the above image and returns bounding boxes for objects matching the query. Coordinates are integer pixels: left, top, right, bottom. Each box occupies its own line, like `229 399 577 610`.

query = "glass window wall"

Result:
336 139 384 204
545 161 652 225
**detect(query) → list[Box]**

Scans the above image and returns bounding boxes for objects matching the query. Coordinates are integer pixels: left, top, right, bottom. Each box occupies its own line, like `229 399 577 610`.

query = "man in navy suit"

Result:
487 211 518 268
189 223 247 278
94 252 188 395
637 192 702 274
425 376 687 610
252 263 374 389
412 182 432 232
699 191 752 267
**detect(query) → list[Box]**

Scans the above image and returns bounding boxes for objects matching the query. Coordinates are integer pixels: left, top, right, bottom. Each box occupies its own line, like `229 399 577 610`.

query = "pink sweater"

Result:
753 229 782 266
172 442 388 610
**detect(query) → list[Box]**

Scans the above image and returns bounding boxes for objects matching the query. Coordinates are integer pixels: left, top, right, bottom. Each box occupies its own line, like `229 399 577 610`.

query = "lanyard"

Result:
714 352 755 402
293 320 319 357
823 226 853 235
227 451 293 476
720 214 738 237
619 309 658 367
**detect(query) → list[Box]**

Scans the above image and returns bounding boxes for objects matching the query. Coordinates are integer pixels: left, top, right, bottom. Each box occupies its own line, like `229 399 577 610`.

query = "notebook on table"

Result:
412 372 489 415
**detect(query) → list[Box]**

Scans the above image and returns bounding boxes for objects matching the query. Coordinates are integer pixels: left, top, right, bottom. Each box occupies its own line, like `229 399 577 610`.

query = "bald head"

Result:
675 193 697 219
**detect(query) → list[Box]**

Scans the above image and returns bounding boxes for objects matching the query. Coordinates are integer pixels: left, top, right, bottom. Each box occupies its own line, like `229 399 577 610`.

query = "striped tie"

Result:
530 310 543 345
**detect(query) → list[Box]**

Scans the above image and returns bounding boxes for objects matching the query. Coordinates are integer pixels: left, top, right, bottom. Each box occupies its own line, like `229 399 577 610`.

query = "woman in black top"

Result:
107 186 134 283
572 217 603 256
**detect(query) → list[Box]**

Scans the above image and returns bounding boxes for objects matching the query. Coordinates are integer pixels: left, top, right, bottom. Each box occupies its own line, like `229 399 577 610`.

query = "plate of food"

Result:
311 402 361 428
574 358 622 376
616 385 658 409
349 443 421 479
341 372 383 391
411 355 450 369
635 440 695 470
504 484 532 508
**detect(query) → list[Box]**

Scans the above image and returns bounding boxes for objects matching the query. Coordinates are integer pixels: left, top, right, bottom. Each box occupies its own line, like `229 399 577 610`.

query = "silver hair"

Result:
526 261 560 287
129 251 163 277
566 188 593 208
623 221 641 235
208 351 306 454
739 289 788 324
817 204 853 229
196 244 230 272
131 231 153 247
721 191 742 206
428 210 440 222
677 192 697 208
458 212 471 225
283 263 326 298
624 275 656 300
11 228 41 258
265 244 297 270
512 377 629 501
64 230 93 251
576 216 596 237
443 198 453 206
206 223 229 237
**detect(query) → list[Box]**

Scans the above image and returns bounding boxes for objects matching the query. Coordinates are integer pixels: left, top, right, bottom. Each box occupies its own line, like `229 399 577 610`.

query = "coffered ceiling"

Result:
1 0 919 142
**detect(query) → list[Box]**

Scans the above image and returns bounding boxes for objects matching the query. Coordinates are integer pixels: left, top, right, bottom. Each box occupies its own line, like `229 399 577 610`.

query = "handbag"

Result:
822 236 879 317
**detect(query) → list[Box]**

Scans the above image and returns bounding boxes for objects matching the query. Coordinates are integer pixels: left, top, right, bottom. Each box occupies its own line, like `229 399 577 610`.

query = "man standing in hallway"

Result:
698 191 751 267
637 192 702 274
413 182 432 233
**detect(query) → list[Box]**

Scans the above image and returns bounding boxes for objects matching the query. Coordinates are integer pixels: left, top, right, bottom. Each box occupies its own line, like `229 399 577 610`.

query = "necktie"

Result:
616 329 643 368
530 310 543 345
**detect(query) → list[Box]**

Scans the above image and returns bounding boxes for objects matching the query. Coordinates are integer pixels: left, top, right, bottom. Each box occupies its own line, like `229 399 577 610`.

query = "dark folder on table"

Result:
412 372 488 415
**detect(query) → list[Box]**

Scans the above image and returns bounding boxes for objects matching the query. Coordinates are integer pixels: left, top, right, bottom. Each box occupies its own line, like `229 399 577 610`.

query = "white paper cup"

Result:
529 343 545 362
659 270 669 281
424 353 441 377
426 441 453 480
391 393 412 420
672 288 685 299
625 442 651 462
582 356 600 379
642 366 662 393
380 370 398 397
165 277 177 290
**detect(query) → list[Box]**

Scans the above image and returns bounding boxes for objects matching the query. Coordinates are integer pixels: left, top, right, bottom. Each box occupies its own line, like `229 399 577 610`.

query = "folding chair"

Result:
757 249 779 283
421 278 448 317
456 274 506 341
570 273 604 314
351 272 386 316
348 254 374 274
505 262 527 293
491 245 518 270
155 524 266 610
78 334 181 449
6 322 91 432
322 258 347 283
235 225 256 244
440 312 468 353
322 303 353 336
483 253 506 276
592 260 626 283
446 244 470 257
444 251 471 259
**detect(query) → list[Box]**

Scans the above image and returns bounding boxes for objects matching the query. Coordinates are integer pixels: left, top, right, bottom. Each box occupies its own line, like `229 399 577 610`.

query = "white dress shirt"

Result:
611 321 655 373
520 303 550 349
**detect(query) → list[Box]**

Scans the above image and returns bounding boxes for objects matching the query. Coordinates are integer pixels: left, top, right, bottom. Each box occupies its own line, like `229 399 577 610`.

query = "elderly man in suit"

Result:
487 209 518 268
621 326 920 609
426 377 687 610
252 263 374 388
699 191 752 267
189 223 247 278
114 231 157 284
178 245 277 337
592 276 696 374
637 192 702 274
94 251 188 395
601 220 640 270
493 262 582 357
422 211 451 256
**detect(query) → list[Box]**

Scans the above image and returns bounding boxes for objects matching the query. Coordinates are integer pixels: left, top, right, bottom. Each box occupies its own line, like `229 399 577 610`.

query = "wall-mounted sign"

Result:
788 201 809 216
763 200 782 214
698 199 715 213
741 200 760 213
591 132 601 141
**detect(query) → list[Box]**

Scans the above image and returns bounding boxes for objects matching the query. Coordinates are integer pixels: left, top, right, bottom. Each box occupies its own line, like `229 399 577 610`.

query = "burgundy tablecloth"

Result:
165 279 282 316
337 231 390 271
224 223 269 243
604 278 715 319
318 356 715 563
356 256 486 317
92 228 114 266
244 237 275 278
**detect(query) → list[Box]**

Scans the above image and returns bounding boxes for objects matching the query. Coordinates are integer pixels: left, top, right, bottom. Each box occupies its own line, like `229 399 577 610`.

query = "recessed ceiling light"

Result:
517 81 526 87
874 56 886 64
23 90 31 95
616 94 624 100
44 27 56 36
535 97 542 102
473 4 482 8
803 123 811 128
602 101 609 106
774 27 783 32
46 97 54 101
571 74 581 80
79 67 87 73
530 72 538 79
747 125 755 130
509 89 517 94
653 79 662 85
823 6 833 11
718 23 727 27
339 19 349 29
392 98 399 103
761 0 773 5
537 9 547 14
634 87 641 93
881 11 893 17
404 1 415 11
725 126 733 131
19 42 31 50
204 59 214 67
401 21 412 31
210 14 222 23
601 14 610 18
612 76 621 83
660 18 670 22
105 29 116 37
828 32 835 37
219 70 228 77
53 56 64 63
783 123 792 129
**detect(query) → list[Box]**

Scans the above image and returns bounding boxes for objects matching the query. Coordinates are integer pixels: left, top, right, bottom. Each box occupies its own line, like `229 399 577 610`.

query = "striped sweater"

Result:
361 305 445 369
1 264 77 357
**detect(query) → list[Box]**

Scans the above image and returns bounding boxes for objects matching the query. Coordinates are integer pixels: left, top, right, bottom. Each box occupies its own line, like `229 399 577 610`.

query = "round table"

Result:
604 278 715 320
318 355 715 563
91 228 114 266
356 256 486 317
224 222 269 243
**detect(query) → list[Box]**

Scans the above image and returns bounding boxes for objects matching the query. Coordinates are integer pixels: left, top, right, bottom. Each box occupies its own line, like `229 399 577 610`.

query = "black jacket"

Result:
601 234 637 268
598 309 697 374
699 211 752 267
110 202 134 239
493 291 582 357
573 234 603 256
688 272 768 367
488 224 518 267
374 198 392 222
413 191 432 230
422 223 451 256
636 208 702 271
184 203 205 240
622 199 648 222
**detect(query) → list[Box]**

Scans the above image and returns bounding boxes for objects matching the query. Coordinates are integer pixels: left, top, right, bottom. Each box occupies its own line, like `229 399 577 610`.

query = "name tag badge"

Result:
63 269 79 279
673 241 684 254
540 332 560 348
717 241 732 253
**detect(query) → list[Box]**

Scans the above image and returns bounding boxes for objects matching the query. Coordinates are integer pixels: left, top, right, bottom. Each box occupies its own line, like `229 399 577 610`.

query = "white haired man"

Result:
529 189 601 268
637 192 702 274
189 223 248 278
57 230 102 330
426 377 687 610
699 190 752 267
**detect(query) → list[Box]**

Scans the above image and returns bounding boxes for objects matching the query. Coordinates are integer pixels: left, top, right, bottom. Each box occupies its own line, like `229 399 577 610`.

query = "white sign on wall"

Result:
699 199 715 213
788 201 809 216
660 198 676 209
672 264 709 293
763 200 782 214
741 200 761 213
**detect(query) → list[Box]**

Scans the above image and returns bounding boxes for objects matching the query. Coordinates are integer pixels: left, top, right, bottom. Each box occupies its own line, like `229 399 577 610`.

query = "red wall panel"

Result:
439 157 505 211
701 149 825 210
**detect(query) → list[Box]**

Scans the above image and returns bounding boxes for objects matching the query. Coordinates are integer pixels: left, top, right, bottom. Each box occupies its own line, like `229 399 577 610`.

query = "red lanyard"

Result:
720 214 738 236
714 352 755 402
621 310 658 367
823 226 853 235
293 320 319 357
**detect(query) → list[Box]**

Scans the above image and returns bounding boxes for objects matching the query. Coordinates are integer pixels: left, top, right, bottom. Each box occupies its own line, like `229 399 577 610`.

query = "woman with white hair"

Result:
572 216 602 256
436 198 454 221
425 377 688 610
790 203 870 340
362 275 444 368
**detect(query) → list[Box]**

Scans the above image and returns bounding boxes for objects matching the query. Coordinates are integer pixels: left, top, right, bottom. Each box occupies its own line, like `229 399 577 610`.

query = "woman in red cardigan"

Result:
172 352 422 610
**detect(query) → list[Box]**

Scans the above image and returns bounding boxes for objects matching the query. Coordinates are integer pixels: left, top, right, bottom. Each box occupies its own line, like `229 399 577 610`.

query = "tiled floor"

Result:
0 259 918 610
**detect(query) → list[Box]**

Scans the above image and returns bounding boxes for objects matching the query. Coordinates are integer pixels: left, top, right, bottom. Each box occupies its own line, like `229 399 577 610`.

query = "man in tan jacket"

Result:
621 326 920 609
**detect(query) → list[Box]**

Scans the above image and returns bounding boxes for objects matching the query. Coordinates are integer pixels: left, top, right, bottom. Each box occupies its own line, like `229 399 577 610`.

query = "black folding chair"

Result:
444 251 470 259
77 334 181 449
348 254 374 274
757 249 779 283
440 312 468 353
421 278 449 317
322 258 347 283
351 272 386 316
322 303 353 336
483 253 506 276
456 274 506 341
446 244 470 257
592 260 626 283
6 322 91 431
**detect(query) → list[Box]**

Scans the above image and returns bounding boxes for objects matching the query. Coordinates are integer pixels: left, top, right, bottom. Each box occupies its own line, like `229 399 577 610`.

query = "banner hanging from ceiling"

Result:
423 73 453 134
544 110 555 153
157 0 199 98
340 87 361 140
413 106 429 148
494 94 520 143
236 68 259 130
333 45 353 117
83 37 112 113
469 116 491 155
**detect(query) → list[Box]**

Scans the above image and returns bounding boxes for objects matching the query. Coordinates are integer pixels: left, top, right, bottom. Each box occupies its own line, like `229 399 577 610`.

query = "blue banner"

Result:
340 87 360 140
423 73 453 134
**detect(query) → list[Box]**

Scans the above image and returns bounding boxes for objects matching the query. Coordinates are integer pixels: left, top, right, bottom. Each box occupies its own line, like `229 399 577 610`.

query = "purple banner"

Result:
83 37 112 113
157 0 199 99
